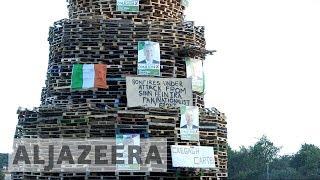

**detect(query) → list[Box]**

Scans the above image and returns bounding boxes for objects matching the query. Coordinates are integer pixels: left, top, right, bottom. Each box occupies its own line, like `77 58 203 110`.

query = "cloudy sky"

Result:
0 0 319 154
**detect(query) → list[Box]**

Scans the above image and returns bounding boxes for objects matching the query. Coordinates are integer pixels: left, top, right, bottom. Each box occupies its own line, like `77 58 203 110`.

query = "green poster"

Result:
116 0 139 12
138 41 161 76
186 58 205 93
116 134 140 171
182 0 190 7
180 106 200 141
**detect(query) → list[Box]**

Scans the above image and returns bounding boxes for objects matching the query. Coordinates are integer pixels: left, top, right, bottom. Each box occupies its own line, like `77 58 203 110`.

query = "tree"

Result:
250 136 280 179
228 145 257 179
291 144 320 179
251 136 280 163
0 153 8 180
0 153 8 169
270 156 301 179
228 136 280 179
228 139 320 179
0 170 4 180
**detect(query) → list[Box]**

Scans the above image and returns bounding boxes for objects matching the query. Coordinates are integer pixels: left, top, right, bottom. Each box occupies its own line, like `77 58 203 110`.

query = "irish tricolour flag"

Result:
71 64 107 90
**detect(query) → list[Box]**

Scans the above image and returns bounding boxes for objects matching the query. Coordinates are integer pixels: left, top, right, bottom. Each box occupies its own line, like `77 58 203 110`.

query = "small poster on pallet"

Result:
186 58 205 93
116 134 141 171
138 41 161 76
171 145 215 168
181 0 190 7
116 0 139 12
180 106 199 141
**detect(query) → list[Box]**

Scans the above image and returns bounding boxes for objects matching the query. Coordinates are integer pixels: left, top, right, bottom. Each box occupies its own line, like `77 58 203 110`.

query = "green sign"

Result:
186 58 205 93
182 0 190 7
117 0 139 12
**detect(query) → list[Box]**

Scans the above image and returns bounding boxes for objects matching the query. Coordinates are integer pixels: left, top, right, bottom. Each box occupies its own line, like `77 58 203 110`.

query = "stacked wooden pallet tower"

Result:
13 0 227 179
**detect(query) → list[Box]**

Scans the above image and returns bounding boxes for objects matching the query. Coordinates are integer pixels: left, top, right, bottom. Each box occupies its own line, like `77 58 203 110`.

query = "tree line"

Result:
228 136 320 179
0 153 8 179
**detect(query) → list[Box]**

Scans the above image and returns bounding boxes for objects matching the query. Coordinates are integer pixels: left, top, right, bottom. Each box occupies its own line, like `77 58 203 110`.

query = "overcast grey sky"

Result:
0 0 319 154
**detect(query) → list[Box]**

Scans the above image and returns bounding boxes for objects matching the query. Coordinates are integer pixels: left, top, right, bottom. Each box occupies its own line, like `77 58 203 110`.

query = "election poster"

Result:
171 145 215 168
186 58 205 93
138 41 161 76
180 106 199 141
116 0 139 12
126 76 193 108
116 134 140 171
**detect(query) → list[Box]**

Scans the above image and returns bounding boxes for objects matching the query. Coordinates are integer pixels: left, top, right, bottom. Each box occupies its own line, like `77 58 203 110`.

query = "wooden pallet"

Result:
13 0 227 179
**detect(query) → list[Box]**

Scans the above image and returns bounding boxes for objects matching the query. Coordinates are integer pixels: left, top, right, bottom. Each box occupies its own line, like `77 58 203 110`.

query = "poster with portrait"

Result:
116 0 139 12
138 41 161 76
186 58 205 93
180 106 199 141
116 134 140 171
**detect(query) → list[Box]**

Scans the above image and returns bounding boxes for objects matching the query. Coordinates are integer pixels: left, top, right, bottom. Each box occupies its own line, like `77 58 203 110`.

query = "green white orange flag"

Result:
71 64 107 90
